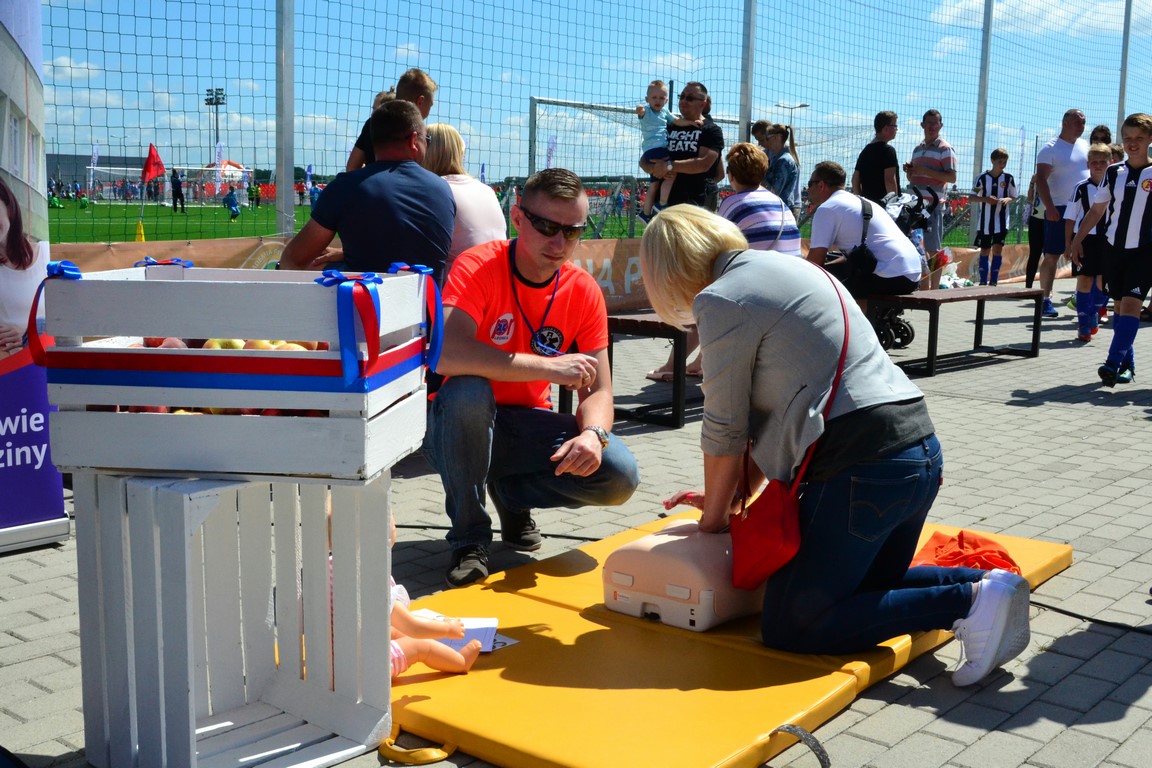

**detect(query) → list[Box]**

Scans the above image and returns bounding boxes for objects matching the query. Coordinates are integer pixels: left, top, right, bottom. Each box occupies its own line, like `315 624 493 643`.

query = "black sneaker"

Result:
446 545 489 588
487 483 543 552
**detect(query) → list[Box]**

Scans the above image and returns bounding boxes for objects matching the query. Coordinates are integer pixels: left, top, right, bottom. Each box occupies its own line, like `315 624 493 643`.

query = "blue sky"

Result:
40 0 1152 186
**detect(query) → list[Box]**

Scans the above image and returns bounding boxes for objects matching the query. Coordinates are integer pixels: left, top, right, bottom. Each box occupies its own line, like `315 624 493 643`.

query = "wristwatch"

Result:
582 425 610 448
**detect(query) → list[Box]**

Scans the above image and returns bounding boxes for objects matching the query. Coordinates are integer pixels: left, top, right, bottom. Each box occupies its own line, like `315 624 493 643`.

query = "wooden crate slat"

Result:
357 475 392 710
95 474 135 768
237 484 276 703
272 483 303 679
202 489 247 714
195 710 305 758
72 472 109 768
194 722 334 768
300 485 332 694
330 485 360 701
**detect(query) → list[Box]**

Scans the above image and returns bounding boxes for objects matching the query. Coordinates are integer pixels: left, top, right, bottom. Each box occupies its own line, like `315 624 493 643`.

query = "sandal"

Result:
645 369 674 383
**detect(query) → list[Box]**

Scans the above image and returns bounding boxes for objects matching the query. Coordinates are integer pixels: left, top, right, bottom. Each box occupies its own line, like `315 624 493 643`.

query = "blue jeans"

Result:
760 434 983 654
423 376 640 550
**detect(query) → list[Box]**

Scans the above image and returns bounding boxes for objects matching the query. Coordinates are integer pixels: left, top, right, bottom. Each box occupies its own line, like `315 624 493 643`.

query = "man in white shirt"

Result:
1035 109 1089 318
806 161 922 306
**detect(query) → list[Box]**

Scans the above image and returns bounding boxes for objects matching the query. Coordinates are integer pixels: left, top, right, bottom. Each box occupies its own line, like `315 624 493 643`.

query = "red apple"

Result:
159 337 188 349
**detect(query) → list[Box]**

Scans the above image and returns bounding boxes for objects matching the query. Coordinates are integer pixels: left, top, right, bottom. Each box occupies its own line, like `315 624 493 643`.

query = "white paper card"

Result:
411 608 499 652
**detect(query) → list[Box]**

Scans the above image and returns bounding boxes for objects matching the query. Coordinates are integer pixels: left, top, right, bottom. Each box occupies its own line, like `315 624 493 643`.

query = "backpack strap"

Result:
859 197 873 249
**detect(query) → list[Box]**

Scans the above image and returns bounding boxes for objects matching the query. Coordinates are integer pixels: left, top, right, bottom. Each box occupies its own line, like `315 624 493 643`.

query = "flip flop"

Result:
645 370 674 383
685 369 703 378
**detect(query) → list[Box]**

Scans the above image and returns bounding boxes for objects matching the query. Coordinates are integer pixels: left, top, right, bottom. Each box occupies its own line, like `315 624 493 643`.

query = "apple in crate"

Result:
159 338 188 349
275 342 308 352
243 339 281 350
127 405 170 414
202 339 245 350
143 337 165 348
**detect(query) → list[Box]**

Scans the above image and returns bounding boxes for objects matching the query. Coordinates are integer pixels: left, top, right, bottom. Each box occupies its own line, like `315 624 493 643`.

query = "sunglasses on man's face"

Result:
519 206 586 241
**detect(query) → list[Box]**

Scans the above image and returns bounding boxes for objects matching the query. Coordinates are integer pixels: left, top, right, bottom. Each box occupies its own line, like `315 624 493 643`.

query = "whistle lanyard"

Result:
508 239 561 356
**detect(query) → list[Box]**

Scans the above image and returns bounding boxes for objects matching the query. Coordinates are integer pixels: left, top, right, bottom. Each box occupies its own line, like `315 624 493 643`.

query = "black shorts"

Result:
1072 234 1107 278
1105 246 1152 301
973 231 1006 249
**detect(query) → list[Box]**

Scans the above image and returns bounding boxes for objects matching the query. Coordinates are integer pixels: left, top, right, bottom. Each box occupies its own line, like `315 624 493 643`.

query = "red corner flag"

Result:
142 143 165 183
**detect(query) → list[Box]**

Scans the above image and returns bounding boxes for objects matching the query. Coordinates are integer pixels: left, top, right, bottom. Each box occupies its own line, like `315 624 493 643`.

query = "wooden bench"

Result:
868 285 1043 376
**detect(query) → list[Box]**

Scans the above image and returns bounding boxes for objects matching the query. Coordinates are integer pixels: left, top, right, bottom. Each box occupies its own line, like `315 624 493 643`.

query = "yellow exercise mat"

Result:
392 521 1072 767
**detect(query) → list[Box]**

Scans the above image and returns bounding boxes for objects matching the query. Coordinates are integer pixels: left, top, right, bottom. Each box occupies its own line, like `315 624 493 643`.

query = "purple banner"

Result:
0 350 65 529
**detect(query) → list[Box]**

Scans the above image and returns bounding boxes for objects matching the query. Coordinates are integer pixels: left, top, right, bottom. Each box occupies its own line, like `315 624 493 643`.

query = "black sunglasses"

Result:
519 206 586 241
678 92 706 101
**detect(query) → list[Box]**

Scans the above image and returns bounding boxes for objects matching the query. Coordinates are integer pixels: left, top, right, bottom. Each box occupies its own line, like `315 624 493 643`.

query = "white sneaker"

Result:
951 578 1014 687
985 569 1031 667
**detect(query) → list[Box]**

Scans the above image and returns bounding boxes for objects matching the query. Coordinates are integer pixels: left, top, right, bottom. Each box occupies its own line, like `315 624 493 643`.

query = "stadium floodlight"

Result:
775 102 809 125
205 87 226 147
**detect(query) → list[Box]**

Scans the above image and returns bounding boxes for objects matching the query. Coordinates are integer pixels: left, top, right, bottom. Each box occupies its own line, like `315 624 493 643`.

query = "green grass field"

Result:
47 198 1024 249
46 201 316 243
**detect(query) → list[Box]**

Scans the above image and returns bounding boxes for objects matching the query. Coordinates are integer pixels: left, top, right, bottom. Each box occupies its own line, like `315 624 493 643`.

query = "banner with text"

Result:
0 347 66 532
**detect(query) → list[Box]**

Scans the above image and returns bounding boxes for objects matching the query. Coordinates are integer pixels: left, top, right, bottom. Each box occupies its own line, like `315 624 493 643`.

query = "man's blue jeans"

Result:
923 200 945 254
423 376 640 550
760 434 983 654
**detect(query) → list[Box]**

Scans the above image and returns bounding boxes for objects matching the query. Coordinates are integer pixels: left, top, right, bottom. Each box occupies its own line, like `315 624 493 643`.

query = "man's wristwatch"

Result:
582 425 610 449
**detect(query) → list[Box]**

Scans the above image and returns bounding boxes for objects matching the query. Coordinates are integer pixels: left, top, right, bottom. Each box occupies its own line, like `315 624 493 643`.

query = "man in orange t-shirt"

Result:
425 168 640 587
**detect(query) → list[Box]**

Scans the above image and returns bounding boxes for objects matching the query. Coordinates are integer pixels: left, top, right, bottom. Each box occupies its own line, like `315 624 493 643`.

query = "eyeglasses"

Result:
519 205 587 241
678 92 706 102
389 132 431 143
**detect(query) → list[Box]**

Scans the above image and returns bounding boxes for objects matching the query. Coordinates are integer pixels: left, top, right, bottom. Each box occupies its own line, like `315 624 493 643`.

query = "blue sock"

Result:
990 255 1002 284
1092 284 1108 310
978 255 989 284
1108 314 1139 367
1076 291 1094 336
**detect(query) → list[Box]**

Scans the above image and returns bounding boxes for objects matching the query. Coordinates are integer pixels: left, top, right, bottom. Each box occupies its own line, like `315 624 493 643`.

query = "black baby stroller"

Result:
867 189 936 350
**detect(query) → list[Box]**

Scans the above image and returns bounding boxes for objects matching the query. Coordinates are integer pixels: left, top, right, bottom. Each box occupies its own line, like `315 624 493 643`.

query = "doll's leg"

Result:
396 636 482 674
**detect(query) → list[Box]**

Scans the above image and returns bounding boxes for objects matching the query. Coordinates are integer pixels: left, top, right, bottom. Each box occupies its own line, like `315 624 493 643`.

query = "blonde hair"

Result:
423 123 466 176
1088 143 1113 161
640 205 748 329
725 142 768 187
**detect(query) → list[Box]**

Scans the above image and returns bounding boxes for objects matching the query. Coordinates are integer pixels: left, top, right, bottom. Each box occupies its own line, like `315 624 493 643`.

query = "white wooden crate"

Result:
73 471 393 768
41 266 428 482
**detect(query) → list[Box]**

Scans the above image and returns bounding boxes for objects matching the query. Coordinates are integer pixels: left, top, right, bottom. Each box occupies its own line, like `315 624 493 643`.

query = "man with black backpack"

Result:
805 161 922 305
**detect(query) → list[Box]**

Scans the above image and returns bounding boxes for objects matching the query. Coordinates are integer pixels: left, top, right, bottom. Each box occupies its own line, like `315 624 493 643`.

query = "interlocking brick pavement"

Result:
2 278 1151 767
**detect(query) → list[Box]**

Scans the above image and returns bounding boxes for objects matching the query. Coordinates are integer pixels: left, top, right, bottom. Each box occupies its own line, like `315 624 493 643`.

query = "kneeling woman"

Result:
641 205 1028 686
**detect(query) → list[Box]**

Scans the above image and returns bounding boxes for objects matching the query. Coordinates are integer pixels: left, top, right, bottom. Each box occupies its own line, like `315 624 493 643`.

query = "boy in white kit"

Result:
971 148 1017 286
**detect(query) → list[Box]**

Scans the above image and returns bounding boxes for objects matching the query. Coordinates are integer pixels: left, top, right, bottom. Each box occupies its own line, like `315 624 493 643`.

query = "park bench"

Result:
868 285 1043 376
557 239 694 428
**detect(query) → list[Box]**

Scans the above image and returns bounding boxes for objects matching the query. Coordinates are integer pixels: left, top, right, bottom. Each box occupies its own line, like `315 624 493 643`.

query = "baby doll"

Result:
388 518 482 678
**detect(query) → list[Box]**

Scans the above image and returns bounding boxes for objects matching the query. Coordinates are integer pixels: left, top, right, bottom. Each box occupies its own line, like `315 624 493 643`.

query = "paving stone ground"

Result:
3 278 1152 767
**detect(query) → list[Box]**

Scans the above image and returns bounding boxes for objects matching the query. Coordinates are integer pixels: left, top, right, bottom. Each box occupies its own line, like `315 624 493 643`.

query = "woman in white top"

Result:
422 123 506 274
0 178 46 359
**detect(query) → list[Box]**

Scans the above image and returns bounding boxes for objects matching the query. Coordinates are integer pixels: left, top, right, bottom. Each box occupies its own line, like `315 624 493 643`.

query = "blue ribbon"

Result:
133 256 195 268
46 260 83 280
314 270 383 384
388 262 443 373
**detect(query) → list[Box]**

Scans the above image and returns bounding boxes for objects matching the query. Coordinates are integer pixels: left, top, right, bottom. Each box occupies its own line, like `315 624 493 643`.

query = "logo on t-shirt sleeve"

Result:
490 313 515 345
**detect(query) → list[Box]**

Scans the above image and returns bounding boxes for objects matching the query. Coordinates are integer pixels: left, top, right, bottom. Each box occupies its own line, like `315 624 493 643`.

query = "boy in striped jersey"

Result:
971 148 1017 286
1065 144 1113 341
1069 113 1152 387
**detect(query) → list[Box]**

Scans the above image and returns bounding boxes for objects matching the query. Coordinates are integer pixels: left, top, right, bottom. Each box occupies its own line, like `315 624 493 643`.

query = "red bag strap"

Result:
743 267 851 504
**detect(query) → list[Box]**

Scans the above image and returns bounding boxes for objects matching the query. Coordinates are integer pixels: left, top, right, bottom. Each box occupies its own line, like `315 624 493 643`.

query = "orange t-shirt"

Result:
443 239 608 409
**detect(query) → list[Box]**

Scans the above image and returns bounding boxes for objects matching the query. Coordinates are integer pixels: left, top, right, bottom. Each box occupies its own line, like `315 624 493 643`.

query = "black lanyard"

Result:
508 239 561 356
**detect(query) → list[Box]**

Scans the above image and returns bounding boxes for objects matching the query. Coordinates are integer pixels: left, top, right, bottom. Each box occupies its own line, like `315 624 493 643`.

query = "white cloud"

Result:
929 0 1137 37
43 55 101 81
395 43 420 60
906 91 922 104
238 80 260 94
932 35 968 60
